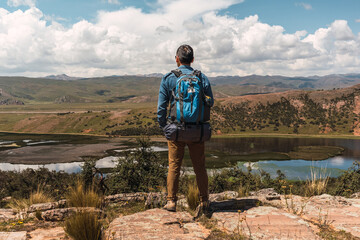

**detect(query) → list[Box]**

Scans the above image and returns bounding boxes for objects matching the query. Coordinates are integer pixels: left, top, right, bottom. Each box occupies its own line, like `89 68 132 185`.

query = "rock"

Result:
0 231 27 240
250 188 281 201
0 208 15 222
213 206 320 240
28 227 66 240
351 192 360 199
57 199 67 208
106 208 210 240
41 208 75 221
265 193 360 238
105 192 147 203
145 192 167 208
41 207 102 221
28 202 59 213
209 191 239 202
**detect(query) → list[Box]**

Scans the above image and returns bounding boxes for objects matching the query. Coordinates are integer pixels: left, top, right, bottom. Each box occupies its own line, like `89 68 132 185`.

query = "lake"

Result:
0 133 359 180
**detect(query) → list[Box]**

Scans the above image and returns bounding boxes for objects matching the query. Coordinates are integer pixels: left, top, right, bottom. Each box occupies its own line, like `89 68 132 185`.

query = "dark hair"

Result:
176 44 194 65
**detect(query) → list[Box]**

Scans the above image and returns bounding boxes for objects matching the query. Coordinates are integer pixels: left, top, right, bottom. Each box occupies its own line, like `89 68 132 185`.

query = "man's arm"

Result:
157 75 170 128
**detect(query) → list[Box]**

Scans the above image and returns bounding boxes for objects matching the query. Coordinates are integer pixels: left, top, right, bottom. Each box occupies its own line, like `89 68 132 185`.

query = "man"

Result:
157 44 214 212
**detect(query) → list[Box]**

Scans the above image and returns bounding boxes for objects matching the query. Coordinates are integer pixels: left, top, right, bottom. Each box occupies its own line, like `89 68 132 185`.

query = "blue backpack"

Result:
169 69 210 124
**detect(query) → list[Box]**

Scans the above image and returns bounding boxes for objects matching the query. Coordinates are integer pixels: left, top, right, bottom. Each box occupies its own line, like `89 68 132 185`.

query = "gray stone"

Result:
28 202 59 213
28 227 66 240
0 231 27 240
105 192 147 203
41 207 102 221
209 191 239 202
213 206 320 240
106 208 210 240
351 192 360 199
0 208 15 222
145 192 167 208
41 208 75 221
250 188 281 201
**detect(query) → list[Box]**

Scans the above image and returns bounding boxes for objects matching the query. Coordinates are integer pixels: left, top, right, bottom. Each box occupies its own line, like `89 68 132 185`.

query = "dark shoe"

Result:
163 200 176 212
194 200 212 219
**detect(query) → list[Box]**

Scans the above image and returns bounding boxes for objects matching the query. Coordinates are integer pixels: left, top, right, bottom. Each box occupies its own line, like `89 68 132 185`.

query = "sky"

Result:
0 0 359 77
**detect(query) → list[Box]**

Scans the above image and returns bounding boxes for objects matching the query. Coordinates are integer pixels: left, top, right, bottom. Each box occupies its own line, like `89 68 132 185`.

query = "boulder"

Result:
41 208 75 221
209 191 239 202
213 206 320 239
145 192 167 208
250 188 281 201
106 208 210 240
0 208 15 222
105 192 147 203
28 202 59 213
28 227 66 240
0 231 27 240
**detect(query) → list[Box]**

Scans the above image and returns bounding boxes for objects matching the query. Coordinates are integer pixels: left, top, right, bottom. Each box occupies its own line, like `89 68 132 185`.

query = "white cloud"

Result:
7 0 35 8
107 0 120 5
356 19 360 23
0 0 359 77
296 2 312 10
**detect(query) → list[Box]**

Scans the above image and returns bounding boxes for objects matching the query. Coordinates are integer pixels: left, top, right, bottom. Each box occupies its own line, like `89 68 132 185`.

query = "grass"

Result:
186 180 200 211
64 211 102 240
305 166 330 197
7 185 54 212
66 180 102 208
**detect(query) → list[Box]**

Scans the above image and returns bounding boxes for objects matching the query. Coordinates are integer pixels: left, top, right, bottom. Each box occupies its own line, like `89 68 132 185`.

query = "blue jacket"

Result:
157 65 214 128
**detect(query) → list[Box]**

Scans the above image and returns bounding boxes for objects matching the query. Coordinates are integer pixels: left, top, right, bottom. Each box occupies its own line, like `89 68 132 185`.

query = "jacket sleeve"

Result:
157 75 170 128
202 74 214 107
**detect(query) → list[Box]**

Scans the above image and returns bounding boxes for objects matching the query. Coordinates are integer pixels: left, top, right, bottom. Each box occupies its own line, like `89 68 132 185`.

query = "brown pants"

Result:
167 140 208 202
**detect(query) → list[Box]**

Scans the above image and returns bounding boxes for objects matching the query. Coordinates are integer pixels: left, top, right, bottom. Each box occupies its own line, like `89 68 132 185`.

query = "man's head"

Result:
176 44 194 66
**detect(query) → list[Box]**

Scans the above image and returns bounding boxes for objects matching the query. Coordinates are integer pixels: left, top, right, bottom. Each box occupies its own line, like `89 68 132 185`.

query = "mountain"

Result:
209 73 360 90
0 73 360 105
44 74 81 81
211 83 360 136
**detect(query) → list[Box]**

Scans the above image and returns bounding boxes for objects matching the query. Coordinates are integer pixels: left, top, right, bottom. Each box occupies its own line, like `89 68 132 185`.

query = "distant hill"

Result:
0 73 360 105
44 74 81 81
211 83 360 136
209 73 360 90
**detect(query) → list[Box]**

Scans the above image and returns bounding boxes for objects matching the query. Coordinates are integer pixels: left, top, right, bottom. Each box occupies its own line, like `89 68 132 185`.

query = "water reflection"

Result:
238 157 354 180
0 162 83 173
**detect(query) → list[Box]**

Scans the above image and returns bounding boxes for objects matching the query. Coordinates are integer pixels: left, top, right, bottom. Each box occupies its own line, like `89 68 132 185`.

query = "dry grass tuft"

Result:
8 185 54 211
305 166 329 197
186 180 200 211
64 211 102 240
66 180 102 208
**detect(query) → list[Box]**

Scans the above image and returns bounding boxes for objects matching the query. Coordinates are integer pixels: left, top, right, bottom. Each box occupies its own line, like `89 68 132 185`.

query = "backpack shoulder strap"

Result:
193 70 202 81
171 69 182 78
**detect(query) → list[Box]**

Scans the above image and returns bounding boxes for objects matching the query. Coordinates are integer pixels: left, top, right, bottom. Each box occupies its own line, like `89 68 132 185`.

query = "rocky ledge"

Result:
1 190 360 240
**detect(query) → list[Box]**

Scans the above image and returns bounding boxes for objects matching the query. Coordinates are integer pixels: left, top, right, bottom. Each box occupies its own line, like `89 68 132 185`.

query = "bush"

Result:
331 161 360 197
209 165 285 194
0 168 76 201
64 211 102 240
67 180 102 208
186 180 200 211
106 138 167 194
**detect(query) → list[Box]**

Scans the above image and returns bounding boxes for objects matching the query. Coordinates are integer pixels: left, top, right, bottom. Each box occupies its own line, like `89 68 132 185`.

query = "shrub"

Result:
29 185 54 204
64 211 102 240
305 166 329 197
332 161 360 197
0 168 76 201
106 137 167 194
8 184 54 211
67 180 102 208
186 180 200 211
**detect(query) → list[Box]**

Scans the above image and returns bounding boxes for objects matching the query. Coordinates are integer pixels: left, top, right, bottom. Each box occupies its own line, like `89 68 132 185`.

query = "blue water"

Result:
238 156 355 180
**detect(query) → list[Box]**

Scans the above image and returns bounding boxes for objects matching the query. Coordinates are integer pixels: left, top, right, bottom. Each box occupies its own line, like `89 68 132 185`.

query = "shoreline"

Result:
2 130 360 140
